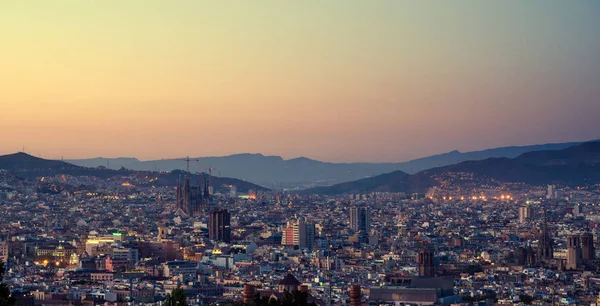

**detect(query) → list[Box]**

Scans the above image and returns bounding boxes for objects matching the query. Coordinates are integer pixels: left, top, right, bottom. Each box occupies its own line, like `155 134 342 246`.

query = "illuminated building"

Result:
85 233 122 256
282 227 295 246
519 206 532 224
34 243 76 262
282 217 315 250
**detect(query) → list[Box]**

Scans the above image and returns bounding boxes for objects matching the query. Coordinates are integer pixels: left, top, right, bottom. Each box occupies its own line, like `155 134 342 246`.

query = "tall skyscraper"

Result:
566 233 581 270
281 226 295 246
349 285 361 306
243 284 256 304
581 232 595 260
304 220 316 250
282 217 315 250
418 248 434 277
519 206 532 224
350 206 371 233
546 185 555 199
209 209 231 243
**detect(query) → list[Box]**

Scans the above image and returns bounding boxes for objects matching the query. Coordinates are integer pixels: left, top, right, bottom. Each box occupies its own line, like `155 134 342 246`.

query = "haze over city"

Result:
2 1 600 162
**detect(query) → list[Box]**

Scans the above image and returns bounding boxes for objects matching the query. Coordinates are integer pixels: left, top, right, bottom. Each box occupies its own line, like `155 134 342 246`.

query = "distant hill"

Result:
67 153 402 188
305 141 600 195
0 152 267 192
0 152 83 172
391 140 592 173
65 139 597 188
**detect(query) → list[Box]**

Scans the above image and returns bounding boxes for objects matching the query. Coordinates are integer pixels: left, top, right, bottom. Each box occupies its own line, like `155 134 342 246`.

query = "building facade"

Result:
209 209 231 243
350 206 371 233
176 173 210 217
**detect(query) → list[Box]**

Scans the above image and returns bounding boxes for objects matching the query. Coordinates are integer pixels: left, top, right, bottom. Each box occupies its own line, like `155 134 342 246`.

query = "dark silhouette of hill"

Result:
65 139 595 187
306 142 600 195
391 140 592 173
306 170 438 195
0 152 81 172
0 152 267 192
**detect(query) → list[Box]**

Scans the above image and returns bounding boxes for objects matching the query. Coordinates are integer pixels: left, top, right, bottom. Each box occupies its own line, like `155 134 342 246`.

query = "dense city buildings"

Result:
4 0 599 304
1 164 600 305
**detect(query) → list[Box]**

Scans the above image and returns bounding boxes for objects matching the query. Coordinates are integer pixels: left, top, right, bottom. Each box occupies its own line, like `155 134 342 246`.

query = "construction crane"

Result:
205 166 220 177
202 166 219 192
181 156 200 174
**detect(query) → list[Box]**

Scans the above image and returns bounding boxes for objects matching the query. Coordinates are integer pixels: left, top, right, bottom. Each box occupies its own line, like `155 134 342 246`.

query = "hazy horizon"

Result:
2 1 600 162
4 136 598 164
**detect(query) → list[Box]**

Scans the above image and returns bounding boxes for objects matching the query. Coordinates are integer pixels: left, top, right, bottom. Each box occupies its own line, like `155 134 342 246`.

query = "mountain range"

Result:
305 141 600 195
0 152 267 192
65 139 595 188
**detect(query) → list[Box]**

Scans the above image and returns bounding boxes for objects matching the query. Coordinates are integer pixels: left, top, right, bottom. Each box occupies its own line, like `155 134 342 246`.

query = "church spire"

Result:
538 206 554 261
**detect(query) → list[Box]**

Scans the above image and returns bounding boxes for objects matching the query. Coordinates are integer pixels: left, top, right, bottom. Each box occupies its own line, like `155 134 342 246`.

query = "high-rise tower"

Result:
418 248 434 277
349 285 361 306
519 206 532 224
350 206 371 233
209 209 231 243
581 232 595 260
282 217 315 250
566 233 581 270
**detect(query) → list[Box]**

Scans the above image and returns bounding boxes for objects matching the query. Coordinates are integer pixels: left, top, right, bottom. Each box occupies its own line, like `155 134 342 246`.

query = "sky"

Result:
1 1 599 162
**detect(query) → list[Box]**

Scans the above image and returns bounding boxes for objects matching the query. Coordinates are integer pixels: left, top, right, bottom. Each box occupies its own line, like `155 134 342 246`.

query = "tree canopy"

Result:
0 260 15 306
165 285 188 306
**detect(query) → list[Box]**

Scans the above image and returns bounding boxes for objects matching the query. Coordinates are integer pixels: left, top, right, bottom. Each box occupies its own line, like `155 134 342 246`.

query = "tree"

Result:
519 294 534 305
0 259 15 306
253 293 272 306
165 285 188 306
463 264 484 275
281 290 316 306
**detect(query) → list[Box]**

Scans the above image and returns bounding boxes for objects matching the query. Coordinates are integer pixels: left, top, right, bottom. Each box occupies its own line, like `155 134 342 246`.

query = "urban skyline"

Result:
2 1 600 305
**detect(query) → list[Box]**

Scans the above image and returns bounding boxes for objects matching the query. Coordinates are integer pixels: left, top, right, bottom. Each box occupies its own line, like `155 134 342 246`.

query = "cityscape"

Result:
2 1 600 306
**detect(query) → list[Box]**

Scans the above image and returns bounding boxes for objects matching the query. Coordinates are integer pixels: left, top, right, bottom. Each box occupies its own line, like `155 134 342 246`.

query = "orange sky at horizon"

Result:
1 1 599 162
